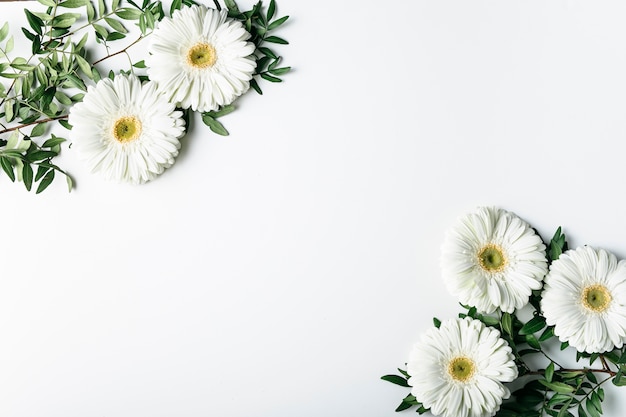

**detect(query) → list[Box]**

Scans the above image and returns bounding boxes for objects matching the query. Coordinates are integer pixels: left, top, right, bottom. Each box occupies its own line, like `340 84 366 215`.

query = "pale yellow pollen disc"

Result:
113 116 142 143
448 356 476 382
582 284 612 313
478 243 507 273
187 43 217 68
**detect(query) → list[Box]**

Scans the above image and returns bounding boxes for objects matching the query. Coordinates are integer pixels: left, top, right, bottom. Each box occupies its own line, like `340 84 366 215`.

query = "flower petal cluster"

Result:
407 317 517 417
69 74 185 184
542 246 626 353
147 5 256 112
441 207 548 313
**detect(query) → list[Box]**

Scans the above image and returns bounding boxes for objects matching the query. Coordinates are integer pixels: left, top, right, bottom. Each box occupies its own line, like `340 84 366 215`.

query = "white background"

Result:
3 0 626 416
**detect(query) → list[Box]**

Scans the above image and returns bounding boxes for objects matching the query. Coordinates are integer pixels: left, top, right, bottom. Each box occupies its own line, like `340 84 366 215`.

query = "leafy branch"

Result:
383 228 625 417
0 0 291 192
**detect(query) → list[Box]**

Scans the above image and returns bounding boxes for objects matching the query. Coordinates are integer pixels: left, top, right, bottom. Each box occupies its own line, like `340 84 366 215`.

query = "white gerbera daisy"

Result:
146 5 256 112
541 246 626 353
69 74 185 184
441 207 548 314
407 317 517 417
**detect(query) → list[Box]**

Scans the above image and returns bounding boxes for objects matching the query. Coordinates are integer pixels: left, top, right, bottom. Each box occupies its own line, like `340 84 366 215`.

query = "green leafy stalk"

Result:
384 228 626 417
0 0 291 192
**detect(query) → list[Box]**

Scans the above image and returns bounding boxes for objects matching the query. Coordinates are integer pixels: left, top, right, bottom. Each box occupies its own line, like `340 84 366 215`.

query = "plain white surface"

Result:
3 0 626 416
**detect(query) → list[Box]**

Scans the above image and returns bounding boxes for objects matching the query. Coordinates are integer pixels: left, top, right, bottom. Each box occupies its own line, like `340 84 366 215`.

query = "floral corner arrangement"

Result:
0 0 290 192
383 207 626 417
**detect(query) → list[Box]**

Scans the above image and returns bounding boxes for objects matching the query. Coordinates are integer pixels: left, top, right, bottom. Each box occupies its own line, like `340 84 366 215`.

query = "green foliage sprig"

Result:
383 227 626 417
0 0 290 193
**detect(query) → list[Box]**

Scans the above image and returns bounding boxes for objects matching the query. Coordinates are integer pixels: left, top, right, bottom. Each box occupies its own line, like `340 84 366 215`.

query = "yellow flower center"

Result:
448 356 475 382
582 284 612 313
113 116 142 143
478 244 507 273
187 43 217 68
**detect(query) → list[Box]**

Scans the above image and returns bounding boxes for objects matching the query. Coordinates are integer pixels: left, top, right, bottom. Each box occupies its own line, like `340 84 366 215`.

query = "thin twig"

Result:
0 115 67 135
92 35 144 65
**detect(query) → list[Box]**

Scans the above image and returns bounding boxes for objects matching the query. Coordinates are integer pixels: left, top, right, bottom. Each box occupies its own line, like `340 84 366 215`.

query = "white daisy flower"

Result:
541 246 626 353
146 5 256 112
407 317 517 417
441 207 548 314
69 74 185 184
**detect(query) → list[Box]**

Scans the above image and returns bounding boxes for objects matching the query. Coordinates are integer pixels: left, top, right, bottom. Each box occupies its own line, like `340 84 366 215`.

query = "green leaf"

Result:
34 164 47 181
479 315 500 326
42 136 66 148
10 63 36 71
76 33 90 51
224 0 240 14
433 317 441 328
92 23 108 39
6 131 20 149
25 10 43 35
267 0 276 20
539 326 555 342
87 1 95 21
170 0 182 16
549 226 568 262
52 16 79 28
259 47 277 59
394 401 412 412
260 73 282 82
115 8 142 20
613 366 626 386
380 374 410 387
55 91 73 106
55 12 81 23
0 22 9 43
106 32 126 41
202 114 229 136
545 362 554 383
65 173 73 192
132 60 146 68
105 16 127 33
556 400 573 417
0 156 15 182
138 14 147 33
22 162 33 191
501 312 513 336
98 0 106 15
585 398 601 417
520 316 546 335
539 379 575 394
41 86 56 110
60 0 89 7
269 66 291 76
28 150 57 161
578 404 588 417
548 393 574 407
31 123 46 138
5 36 14 54
35 169 55 194
268 15 289 31
74 54 92 77
590 391 602 414
206 104 235 118
5 99 14 122
37 0 57 6
525 334 541 349
264 35 288 44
